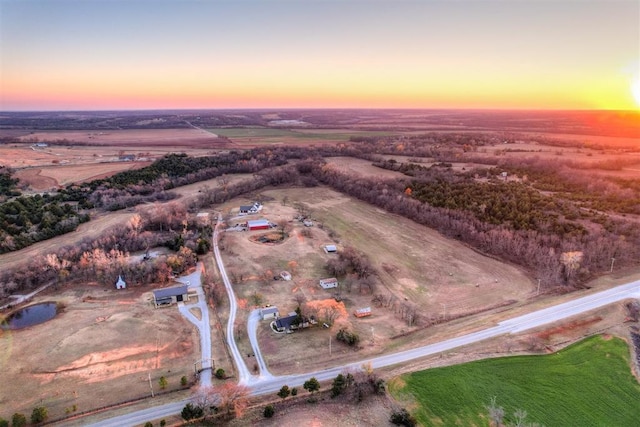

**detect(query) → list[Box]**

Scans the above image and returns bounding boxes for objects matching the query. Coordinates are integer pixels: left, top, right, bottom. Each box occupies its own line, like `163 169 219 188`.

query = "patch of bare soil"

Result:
0 283 197 420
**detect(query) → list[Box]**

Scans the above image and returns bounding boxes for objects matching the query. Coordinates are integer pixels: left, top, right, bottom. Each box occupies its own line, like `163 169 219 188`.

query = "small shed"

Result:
280 271 292 281
247 219 271 231
115 275 126 290
354 307 372 318
260 306 279 320
319 278 339 289
152 285 189 308
324 245 337 253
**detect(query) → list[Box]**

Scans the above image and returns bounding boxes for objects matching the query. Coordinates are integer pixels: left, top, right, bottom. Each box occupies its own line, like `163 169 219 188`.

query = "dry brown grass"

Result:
215 186 533 375
0 283 198 420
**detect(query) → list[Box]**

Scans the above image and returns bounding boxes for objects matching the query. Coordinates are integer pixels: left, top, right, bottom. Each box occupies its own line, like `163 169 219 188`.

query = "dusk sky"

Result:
1 0 639 111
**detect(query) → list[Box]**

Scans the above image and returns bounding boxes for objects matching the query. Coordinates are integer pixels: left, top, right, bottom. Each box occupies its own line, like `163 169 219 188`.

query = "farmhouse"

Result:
319 278 339 289
324 245 337 253
247 219 271 231
239 202 262 215
260 306 279 320
115 275 126 290
274 312 310 332
152 285 189 308
354 307 372 318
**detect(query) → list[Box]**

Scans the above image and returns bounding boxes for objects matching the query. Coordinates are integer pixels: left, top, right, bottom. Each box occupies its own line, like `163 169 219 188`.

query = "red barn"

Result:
247 219 271 230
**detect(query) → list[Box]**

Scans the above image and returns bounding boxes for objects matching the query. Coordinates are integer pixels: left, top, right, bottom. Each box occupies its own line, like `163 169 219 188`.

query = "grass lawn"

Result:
390 335 640 427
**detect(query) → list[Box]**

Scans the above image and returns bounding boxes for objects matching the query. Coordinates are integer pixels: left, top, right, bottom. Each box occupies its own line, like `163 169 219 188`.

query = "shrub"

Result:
0 417 8 427
181 375 188 387
144 422 153 427
291 387 298 396
336 328 360 346
181 403 204 421
11 413 26 427
390 408 416 426
263 404 275 418
215 368 225 379
30 406 48 424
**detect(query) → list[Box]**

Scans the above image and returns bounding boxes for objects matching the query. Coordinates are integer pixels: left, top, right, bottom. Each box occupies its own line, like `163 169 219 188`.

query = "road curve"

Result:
85 270 640 425
247 309 274 380
176 263 212 388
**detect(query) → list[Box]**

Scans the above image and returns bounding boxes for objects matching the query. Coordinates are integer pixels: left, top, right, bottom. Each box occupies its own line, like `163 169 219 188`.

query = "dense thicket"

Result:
0 195 89 253
0 167 20 199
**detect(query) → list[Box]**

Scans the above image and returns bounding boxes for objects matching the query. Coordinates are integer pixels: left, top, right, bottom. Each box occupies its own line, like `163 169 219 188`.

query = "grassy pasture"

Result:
207 127 390 142
390 335 640 427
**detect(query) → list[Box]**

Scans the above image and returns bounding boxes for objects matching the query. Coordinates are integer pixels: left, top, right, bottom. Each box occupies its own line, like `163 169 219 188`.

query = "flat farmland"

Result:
217 186 533 375
14 162 152 190
207 127 391 146
0 283 197 421
16 128 226 148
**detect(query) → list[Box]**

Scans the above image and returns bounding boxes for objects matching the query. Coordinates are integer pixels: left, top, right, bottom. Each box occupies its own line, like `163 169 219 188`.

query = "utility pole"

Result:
441 303 446 321
148 372 154 397
610 257 615 273
329 335 332 356
537 278 541 296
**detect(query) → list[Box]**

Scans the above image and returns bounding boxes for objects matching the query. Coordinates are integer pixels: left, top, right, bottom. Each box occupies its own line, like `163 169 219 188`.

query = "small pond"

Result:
1 302 58 330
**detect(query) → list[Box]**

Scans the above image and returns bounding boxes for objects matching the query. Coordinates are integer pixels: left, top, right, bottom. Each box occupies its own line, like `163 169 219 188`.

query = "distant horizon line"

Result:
2 107 638 114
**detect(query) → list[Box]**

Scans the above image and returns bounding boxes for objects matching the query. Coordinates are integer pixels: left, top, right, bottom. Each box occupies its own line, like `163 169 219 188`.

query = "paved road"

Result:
176 262 212 387
212 213 254 384
86 268 640 425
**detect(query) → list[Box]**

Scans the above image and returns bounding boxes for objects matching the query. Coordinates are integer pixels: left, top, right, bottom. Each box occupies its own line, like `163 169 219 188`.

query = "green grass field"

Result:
390 335 640 427
206 127 390 141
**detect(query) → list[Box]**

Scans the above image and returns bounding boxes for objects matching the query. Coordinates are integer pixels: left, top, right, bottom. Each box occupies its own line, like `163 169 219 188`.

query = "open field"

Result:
389 334 640 426
216 186 533 375
15 128 226 148
206 127 392 146
14 162 152 190
0 282 198 421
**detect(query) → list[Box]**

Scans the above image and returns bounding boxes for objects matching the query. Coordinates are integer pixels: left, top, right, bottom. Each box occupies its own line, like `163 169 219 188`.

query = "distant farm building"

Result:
319 278 339 289
119 154 136 161
115 275 126 290
324 245 337 253
280 271 292 281
247 219 271 231
354 307 372 318
239 202 262 215
152 285 189 308
303 220 313 227
196 212 210 225
260 306 279 320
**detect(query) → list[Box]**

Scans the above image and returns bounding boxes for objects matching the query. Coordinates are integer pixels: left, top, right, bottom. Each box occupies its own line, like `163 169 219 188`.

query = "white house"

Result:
239 202 262 215
115 275 126 290
319 278 339 289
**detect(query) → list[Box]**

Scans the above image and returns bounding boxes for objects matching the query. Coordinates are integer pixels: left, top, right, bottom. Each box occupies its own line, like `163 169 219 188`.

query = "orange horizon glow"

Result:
1 1 639 112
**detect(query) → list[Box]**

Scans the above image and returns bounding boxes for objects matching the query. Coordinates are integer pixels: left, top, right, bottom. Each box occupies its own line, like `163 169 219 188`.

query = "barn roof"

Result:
275 314 298 330
247 219 270 227
153 285 189 299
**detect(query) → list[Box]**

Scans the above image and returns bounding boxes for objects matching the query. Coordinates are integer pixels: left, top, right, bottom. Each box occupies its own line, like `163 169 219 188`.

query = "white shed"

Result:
115 275 126 290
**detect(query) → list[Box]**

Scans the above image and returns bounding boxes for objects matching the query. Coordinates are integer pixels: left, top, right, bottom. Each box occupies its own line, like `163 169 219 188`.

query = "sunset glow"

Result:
1 0 638 111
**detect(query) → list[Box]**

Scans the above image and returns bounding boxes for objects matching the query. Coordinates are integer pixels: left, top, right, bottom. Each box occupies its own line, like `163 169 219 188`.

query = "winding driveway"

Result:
84 227 640 427
176 262 212 388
